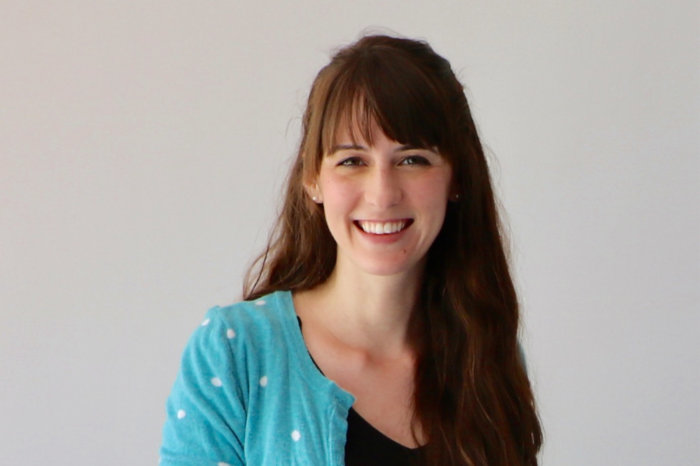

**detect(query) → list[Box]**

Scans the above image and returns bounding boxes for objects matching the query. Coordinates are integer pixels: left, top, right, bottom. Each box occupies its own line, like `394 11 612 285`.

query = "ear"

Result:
448 181 460 202
303 179 323 204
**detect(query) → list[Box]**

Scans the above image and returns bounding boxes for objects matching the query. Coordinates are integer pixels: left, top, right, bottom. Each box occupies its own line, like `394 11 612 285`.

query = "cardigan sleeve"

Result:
160 306 247 466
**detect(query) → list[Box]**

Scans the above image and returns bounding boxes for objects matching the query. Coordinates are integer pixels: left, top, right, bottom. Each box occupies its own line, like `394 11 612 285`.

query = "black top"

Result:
344 406 421 465
296 317 423 464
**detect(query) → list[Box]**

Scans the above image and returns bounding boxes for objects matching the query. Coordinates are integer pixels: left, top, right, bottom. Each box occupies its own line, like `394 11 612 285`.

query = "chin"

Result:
352 255 423 278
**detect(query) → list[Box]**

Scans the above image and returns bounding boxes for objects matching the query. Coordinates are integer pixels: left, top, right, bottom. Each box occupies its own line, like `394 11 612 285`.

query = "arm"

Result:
159 307 247 466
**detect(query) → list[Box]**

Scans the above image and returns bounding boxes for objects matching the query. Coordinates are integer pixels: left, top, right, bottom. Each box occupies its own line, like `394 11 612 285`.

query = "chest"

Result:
312 346 422 448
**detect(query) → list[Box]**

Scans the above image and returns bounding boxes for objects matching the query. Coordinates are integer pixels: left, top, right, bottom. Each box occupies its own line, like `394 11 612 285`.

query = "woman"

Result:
160 34 542 465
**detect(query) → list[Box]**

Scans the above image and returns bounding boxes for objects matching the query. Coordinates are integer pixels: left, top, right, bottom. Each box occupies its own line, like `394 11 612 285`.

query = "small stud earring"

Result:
312 196 318 202
454 193 460 201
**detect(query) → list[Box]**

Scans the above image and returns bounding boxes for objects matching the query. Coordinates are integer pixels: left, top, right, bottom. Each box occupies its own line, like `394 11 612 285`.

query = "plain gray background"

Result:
1 1 698 465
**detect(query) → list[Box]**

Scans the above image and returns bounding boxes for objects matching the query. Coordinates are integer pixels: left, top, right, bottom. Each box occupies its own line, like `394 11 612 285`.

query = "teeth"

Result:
359 221 407 235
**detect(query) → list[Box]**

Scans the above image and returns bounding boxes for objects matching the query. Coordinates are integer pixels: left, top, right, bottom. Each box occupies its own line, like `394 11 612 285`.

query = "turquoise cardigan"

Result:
160 291 355 465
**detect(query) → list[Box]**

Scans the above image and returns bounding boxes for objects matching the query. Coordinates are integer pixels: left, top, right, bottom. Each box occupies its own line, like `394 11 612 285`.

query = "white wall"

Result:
1 1 697 464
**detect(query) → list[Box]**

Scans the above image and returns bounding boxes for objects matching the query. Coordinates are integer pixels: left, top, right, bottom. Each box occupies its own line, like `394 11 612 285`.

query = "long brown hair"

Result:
244 34 542 465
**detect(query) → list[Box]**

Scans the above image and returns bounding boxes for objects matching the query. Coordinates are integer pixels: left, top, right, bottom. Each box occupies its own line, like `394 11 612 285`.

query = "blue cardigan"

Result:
160 291 355 465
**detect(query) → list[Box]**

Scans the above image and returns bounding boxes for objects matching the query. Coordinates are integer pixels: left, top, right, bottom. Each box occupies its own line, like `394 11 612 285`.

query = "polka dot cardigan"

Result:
160 291 355 465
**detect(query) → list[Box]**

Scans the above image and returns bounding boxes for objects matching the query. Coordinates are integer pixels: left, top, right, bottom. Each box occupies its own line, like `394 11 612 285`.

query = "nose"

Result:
364 166 402 208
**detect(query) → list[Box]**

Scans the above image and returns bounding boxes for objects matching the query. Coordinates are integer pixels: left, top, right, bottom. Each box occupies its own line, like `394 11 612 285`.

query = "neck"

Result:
298 258 424 357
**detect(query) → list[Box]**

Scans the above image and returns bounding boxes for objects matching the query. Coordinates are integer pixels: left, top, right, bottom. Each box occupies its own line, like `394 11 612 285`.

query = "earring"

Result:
311 184 321 203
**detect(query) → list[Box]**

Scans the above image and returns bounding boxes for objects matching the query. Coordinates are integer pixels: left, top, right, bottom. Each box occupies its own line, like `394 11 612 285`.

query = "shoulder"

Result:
206 290 295 345
173 290 296 386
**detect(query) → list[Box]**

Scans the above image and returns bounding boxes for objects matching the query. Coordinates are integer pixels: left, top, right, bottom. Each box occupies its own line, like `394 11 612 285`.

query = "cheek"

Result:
320 181 359 241
320 175 356 206
414 175 451 206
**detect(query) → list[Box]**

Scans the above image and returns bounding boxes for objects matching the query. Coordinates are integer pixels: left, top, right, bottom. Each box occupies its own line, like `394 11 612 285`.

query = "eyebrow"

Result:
329 143 428 155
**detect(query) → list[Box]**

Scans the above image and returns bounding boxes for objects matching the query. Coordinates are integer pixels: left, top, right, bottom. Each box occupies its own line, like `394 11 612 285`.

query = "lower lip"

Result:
353 221 412 244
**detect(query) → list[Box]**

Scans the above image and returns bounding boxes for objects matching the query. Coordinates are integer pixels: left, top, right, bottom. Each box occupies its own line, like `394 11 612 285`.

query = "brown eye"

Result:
338 157 364 167
401 156 430 166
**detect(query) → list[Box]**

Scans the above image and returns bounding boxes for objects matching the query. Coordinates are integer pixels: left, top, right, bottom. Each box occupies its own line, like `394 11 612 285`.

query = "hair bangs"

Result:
320 48 448 157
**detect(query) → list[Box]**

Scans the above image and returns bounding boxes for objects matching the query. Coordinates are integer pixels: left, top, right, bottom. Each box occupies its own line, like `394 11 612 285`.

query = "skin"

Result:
294 122 453 448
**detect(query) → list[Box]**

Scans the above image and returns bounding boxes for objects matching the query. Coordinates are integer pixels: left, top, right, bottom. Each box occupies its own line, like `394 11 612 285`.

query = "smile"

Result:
355 219 413 235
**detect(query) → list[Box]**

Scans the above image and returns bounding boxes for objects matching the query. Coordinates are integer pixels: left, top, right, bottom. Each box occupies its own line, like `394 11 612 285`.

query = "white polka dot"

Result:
176 409 186 419
201 318 210 326
291 429 301 442
226 328 236 339
259 376 268 387
255 299 266 306
218 463 230 466
211 377 223 387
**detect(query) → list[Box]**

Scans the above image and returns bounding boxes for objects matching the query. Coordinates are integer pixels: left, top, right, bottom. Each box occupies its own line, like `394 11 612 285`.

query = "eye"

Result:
338 157 365 167
400 155 430 166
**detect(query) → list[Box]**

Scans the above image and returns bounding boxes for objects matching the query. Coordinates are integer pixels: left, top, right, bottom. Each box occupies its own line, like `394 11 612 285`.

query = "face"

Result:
308 123 453 278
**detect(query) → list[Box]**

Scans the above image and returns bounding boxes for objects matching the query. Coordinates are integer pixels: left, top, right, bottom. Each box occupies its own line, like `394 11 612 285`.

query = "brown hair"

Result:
244 34 542 465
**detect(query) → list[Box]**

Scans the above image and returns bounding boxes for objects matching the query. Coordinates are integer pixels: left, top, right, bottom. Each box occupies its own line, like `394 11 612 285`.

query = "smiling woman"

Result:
160 34 542 465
